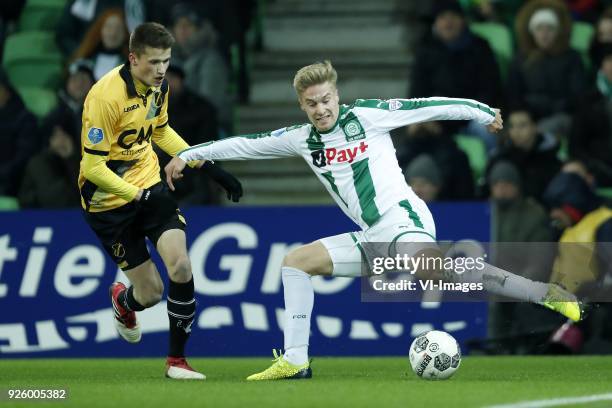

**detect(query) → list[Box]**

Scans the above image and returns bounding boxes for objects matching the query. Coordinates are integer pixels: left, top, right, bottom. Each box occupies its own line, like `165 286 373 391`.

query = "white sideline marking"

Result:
483 392 612 408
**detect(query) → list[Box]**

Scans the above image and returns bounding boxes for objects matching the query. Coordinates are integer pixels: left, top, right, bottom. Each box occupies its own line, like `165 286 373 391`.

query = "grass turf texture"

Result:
1 356 612 408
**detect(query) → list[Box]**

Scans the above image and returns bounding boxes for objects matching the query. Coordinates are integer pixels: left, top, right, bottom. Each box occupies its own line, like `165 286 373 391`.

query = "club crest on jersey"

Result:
87 127 104 144
388 99 403 111
342 119 365 142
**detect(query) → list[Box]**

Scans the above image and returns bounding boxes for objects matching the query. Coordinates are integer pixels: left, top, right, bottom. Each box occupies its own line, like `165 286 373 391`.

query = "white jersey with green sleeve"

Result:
178 97 496 231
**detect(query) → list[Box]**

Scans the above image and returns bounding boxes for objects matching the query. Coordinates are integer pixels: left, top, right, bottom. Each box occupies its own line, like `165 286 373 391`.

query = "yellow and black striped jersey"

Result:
78 63 193 212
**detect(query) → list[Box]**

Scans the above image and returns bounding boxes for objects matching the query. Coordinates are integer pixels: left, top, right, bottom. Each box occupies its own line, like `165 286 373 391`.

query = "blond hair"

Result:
293 60 337 96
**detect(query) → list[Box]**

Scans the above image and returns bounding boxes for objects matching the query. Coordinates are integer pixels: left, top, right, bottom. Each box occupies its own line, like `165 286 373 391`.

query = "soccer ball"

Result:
409 330 461 380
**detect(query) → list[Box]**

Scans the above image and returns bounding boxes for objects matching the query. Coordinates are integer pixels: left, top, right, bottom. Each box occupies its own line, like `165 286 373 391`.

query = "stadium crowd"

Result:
0 0 611 354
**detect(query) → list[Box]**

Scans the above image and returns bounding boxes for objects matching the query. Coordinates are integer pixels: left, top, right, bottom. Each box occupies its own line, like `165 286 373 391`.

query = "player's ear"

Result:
297 96 306 112
128 52 137 66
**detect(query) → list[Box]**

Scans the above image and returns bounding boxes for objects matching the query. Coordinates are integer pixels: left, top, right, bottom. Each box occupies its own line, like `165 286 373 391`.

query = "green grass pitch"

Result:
2 356 612 407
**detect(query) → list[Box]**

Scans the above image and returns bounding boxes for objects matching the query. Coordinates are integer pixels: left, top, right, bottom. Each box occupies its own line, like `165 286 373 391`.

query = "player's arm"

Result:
165 126 302 191
354 97 502 133
180 127 301 162
152 92 242 201
80 96 140 202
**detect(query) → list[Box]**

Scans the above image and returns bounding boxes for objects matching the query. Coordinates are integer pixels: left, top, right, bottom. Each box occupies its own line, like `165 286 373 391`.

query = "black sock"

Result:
119 286 145 312
167 277 196 358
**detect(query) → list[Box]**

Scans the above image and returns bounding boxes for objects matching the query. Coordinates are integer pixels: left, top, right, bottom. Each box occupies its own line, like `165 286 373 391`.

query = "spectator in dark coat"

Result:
409 0 503 152
18 110 81 208
410 0 502 107
154 62 220 205
50 59 95 142
0 69 39 196
570 44 612 186
170 3 233 133
508 0 586 138
486 108 561 203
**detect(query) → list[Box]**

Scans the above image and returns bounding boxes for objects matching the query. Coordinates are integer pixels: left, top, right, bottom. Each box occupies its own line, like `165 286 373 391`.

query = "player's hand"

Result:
201 161 243 202
165 156 187 191
486 108 503 133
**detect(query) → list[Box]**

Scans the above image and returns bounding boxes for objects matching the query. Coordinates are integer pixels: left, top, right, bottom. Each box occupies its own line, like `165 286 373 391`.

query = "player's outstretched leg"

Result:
448 262 586 322
109 282 143 343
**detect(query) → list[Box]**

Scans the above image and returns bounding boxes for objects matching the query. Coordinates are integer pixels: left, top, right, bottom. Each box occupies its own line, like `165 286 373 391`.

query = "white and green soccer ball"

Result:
409 330 461 380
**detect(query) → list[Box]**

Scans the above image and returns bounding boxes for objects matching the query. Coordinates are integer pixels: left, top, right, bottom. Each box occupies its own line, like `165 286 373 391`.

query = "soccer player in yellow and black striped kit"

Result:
78 22 242 380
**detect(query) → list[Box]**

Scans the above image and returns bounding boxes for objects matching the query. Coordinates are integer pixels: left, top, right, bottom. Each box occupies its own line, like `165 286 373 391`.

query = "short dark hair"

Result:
129 22 175 55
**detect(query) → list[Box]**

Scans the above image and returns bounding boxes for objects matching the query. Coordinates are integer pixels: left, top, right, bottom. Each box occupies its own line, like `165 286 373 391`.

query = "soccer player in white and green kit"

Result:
165 61 584 380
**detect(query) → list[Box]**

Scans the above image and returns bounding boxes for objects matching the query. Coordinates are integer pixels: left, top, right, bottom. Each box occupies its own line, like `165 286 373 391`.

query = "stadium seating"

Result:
17 86 58 119
597 187 612 199
0 195 19 210
2 31 63 89
570 21 595 70
469 22 514 80
17 0 68 32
455 134 488 183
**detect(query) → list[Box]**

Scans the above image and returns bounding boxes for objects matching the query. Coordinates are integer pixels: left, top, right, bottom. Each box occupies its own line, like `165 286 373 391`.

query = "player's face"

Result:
299 82 340 132
129 46 171 88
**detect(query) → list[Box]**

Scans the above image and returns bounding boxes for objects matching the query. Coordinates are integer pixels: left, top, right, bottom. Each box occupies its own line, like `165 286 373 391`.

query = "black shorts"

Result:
83 182 186 271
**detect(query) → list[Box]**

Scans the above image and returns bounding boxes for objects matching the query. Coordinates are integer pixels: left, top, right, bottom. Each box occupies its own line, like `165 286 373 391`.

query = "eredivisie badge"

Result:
87 127 104 144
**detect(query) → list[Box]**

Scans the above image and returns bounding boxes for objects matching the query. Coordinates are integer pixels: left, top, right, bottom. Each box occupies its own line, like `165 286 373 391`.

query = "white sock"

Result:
281 266 313 366
452 262 549 302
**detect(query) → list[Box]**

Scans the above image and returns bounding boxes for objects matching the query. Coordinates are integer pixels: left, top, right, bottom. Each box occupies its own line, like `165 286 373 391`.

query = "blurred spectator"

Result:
154 62 219 205
542 169 612 353
404 154 443 202
570 44 612 186
170 3 233 133
70 8 128 80
56 0 123 57
487 160 554 351
489 160 553 242
51 59 95 139
588 6 612 77
544 170 612 290
397 121 474 200
56 0 178 58
508 0 587 139
409 0 502 152
486 108 561 203
0 69 39 197
18 110 81 208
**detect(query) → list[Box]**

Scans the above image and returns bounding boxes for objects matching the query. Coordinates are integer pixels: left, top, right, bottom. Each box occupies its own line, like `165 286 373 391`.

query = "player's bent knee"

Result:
282 244 331 276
